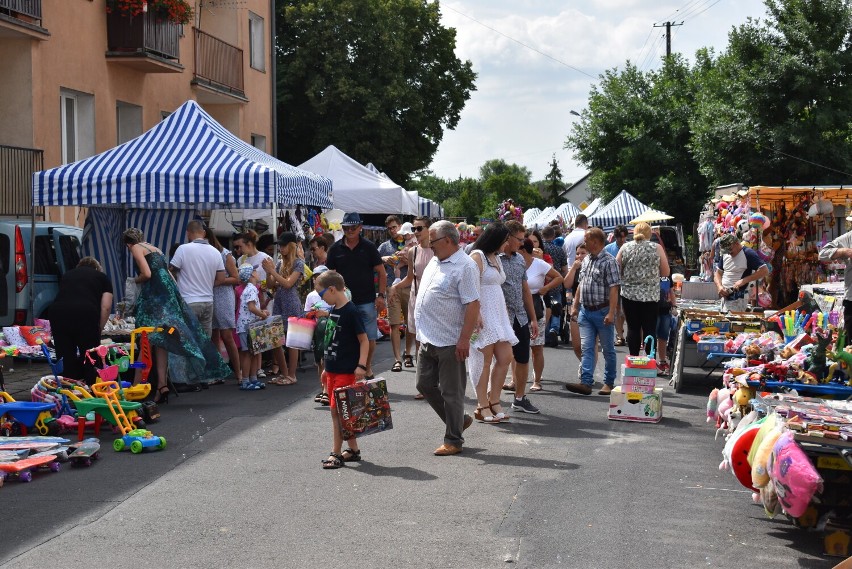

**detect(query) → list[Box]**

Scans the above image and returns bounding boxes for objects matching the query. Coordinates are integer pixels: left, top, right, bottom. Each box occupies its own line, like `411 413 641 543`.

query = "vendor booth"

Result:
31 100 333 302
299 145 417 215
532 201 581 229
588 190 659 231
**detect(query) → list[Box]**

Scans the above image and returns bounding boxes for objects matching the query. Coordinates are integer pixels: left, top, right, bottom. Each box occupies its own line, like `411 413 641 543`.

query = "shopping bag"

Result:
334 378 393 440
247 315 285 354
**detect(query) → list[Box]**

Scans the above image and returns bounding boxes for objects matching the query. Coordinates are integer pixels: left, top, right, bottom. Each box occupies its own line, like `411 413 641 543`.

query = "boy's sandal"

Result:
322 453 344 469
314 392 325 403
341 448 361 462
391 360 403 372
403 354 415 367
319 393 330 406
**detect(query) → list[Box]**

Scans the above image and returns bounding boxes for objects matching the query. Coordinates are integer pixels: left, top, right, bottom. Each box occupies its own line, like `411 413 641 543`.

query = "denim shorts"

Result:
355 302 379 341
656 313 675 341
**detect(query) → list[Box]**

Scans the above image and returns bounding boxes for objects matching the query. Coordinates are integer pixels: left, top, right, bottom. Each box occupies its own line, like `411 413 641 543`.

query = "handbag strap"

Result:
412 246 419 296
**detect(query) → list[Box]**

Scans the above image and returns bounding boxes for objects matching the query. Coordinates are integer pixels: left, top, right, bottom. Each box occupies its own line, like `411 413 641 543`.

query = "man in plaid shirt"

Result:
566 227 621 396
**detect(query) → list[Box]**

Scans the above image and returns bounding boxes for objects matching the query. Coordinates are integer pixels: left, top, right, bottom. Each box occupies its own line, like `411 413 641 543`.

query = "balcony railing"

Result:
194 28 244 97
0 145 44 218
0 0 41 26
106 9 180 61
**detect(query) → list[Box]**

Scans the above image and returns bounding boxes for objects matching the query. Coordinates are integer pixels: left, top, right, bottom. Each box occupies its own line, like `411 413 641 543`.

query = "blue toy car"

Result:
112 428 166 454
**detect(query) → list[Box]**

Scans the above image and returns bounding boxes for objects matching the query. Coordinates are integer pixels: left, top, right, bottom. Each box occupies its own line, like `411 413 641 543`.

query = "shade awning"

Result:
589 190 655 230
33 100 332 209
628 210 673 224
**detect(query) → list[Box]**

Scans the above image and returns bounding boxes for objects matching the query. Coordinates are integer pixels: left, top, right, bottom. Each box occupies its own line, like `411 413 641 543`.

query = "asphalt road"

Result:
0 340 838 568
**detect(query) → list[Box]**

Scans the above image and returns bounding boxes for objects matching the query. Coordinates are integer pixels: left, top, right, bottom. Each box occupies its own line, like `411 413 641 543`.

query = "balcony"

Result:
105 9 183 73
191 28 246 103
0 145 44 218
0 0 48 38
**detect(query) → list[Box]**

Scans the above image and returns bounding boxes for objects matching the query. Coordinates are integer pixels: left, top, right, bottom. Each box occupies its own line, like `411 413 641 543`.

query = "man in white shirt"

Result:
415 220 479 456
170 220 226 337
713 233 769 313
563 214 589 267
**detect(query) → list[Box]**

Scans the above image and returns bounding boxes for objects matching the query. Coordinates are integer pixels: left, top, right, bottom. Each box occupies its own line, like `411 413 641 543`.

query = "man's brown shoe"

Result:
564 382 593 396
598 384 613 395
463 413 473 431
434 444 463 456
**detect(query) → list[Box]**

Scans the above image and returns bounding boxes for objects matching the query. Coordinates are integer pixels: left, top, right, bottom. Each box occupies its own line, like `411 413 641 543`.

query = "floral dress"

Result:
272 258 305 330
134 247 230 384
619 240 661 302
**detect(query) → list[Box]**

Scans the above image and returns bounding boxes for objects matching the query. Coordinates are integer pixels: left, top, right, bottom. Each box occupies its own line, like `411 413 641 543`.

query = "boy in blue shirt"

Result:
317 270 369 469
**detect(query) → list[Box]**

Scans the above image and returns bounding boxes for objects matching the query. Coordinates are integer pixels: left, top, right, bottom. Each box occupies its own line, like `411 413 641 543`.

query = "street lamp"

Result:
569 110 580 117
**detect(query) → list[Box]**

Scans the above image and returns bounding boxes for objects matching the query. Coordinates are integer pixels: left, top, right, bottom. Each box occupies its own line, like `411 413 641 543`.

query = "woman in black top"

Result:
49 257 113 385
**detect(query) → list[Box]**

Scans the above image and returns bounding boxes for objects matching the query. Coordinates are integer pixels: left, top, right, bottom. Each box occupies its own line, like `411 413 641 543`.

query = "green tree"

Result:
690 0 852 186
543 155 567 205
566 57 711 226
276 0 477 185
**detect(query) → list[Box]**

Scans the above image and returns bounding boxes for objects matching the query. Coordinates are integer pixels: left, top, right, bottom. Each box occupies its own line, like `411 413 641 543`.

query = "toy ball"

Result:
749 212 767 228
510 205 516 213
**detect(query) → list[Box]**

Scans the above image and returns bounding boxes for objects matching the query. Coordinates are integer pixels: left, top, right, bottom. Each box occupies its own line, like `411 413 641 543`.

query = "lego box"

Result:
621 374 657 394
621 364 657 378
608 386 663 423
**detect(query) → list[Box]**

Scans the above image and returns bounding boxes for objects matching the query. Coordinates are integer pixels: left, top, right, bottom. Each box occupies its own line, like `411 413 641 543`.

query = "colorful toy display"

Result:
91 381 164 454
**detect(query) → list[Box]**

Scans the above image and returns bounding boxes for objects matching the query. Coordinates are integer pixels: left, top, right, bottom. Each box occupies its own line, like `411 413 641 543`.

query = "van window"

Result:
34 235 60 276
58 235 81 271
0 234 8 274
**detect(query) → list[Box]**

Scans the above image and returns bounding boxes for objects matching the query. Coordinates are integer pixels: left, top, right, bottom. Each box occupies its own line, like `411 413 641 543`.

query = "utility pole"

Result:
653 21 683 58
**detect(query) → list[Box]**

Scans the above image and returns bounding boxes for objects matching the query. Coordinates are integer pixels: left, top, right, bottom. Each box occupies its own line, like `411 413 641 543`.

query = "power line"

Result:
681 0 723 22
441 4 598 80
660 0 705 23
764 146 852 178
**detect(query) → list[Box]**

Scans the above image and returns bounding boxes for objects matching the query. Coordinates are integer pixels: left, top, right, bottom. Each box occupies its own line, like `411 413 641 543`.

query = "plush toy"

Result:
752 426 783 488
706 388 719 422
769 431 823 518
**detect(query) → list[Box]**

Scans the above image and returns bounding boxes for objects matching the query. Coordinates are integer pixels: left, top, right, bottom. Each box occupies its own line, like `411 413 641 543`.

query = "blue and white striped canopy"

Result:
419 197 444 218
33 100 332 209
588 190 652 231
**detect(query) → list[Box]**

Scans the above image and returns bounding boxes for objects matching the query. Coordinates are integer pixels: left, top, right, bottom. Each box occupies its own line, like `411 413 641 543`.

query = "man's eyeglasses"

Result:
412 226 425 232
430 236 448 247
511 235 524 242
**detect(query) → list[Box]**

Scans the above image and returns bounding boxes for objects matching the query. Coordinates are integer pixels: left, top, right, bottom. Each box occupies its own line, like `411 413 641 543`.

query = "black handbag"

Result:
532 294 545 321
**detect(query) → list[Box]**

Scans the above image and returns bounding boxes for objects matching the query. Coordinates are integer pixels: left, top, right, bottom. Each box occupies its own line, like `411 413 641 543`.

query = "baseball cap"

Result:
341 212 362 226
398 222 414 236
312 264 329 275
719 233 738 253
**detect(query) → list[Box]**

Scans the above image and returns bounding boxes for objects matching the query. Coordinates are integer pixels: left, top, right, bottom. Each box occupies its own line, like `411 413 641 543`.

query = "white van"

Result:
0 220 83 326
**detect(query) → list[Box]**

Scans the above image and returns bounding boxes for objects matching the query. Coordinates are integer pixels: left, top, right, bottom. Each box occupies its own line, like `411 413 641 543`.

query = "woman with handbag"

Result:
519 237 561 392
616 222 670 356
263 232 305 385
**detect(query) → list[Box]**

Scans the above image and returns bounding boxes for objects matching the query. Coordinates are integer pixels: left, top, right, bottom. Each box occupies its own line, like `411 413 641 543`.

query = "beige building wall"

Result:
0 0 275 225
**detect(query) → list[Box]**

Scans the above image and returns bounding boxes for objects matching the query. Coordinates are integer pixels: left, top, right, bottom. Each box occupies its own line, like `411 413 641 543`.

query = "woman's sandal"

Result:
281 376 297 385
319 392 330 406
322 453 344 469
391 360 403 372
341 448 361 462
403 354 415 368
490 402 508 422
474 406 500 424
502 383 516 392
268 377 288 386
529 382 543 392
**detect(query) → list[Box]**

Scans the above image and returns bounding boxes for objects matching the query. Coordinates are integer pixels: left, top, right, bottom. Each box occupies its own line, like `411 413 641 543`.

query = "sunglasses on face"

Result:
318 287 329 299
413 226 425 232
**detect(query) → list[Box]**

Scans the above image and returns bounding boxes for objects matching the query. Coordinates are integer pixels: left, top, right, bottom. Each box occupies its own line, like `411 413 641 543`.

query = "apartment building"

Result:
0 0 275 225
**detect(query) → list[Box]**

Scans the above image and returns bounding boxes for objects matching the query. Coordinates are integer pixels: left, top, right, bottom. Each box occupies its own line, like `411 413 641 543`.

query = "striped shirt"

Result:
415 248 481 347
578 250 621 307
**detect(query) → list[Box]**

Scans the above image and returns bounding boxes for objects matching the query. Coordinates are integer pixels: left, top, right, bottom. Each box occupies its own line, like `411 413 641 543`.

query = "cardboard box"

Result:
681 281 718 300
697 337 726 354
621 374 657 394
621 364 657 378
608 386 663 423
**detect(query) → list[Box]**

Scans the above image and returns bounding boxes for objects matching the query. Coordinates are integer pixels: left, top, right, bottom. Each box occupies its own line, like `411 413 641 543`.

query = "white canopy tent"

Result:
299 146 417 214
523 208 542 226
533 202 581 228
581 197 603 217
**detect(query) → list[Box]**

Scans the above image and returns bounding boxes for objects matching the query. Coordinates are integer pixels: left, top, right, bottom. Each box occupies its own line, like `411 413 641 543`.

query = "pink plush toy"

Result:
706 388 719 422
769 431 823 518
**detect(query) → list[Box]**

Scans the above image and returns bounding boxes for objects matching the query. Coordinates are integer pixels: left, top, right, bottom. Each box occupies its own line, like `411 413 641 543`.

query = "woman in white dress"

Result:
468 222 518 423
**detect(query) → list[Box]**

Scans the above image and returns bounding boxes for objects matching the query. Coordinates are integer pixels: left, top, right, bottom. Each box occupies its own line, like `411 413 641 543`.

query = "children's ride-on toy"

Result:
0 392 58 435
113 428 165 454
91 381 165 454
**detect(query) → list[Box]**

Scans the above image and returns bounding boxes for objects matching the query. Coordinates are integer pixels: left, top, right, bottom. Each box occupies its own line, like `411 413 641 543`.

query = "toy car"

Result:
112 428 166 454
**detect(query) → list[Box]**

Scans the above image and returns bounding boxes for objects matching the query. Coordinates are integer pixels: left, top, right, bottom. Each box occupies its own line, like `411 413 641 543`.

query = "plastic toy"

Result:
768 431 823 518
91 381 164 454
68 438 101 467
729 421 762 491
0 391 58 435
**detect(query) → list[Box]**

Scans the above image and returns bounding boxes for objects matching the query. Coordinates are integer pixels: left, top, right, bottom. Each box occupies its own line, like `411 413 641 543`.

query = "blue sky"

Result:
427 0 769 184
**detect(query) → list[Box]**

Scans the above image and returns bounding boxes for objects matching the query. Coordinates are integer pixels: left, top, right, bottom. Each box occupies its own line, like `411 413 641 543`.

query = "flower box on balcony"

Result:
106 9 181 62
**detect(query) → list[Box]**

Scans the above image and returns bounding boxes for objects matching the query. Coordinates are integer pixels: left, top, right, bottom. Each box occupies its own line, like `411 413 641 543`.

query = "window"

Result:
58 235 81 272
59 88 95 164
116 101 143 145
34 235 59 276
249 12 265 72
251 134 267 152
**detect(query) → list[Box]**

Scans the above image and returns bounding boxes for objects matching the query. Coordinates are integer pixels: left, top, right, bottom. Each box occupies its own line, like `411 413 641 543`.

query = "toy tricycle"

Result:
112 428 166 454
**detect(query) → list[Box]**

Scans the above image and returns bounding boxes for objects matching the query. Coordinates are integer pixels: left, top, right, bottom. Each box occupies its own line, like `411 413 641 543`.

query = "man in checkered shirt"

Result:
566 227 621 396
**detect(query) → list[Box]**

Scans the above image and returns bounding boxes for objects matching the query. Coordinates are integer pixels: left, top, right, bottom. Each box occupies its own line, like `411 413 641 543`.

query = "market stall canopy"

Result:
523 208 542 226
299 146 417 214
589 190 655 231
748 186 852 206
529 206 556 228
534 201 581 228
581 197 602 217
32 100 332 209
419 196 444 218
629 209 674 224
